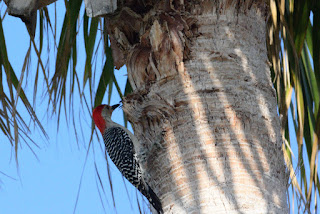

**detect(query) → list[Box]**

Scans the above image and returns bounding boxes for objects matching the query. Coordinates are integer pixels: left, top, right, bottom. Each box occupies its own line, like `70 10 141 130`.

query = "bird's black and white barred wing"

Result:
103 126 142 186
103 126 163 213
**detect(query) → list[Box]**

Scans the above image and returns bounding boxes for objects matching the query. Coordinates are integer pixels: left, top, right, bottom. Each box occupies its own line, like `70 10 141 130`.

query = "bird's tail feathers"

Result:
139 183 163 214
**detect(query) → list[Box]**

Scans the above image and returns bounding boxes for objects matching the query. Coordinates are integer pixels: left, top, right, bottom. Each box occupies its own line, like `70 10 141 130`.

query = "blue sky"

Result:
0 1 149 214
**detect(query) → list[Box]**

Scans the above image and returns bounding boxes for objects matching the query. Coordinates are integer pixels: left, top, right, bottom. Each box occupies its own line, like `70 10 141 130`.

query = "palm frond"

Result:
0 12 47 160
268 0 320 212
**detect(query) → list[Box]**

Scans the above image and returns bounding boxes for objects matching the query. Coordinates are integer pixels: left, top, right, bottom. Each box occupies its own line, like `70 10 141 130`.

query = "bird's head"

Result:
93 104 120 133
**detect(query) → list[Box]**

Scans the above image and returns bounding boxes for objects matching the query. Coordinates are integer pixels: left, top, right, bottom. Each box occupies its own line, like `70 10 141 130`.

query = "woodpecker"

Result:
93 104 163 214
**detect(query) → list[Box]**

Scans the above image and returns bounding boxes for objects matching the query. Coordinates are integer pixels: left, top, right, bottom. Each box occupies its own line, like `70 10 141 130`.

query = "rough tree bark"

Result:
89 0 288 213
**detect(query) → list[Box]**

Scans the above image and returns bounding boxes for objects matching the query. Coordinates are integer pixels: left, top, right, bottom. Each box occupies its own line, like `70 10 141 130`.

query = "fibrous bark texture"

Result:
104 0 288 213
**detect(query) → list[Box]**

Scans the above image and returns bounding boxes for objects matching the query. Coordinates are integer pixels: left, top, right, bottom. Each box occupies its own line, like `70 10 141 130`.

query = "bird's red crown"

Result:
93 104 119 133
93 105 107 133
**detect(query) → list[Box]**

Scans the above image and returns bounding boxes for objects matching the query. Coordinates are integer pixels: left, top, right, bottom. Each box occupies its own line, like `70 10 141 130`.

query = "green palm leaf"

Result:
268 0 320 212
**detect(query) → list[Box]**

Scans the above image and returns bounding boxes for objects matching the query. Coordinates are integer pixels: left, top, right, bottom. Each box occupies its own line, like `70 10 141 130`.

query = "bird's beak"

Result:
111 104 120 110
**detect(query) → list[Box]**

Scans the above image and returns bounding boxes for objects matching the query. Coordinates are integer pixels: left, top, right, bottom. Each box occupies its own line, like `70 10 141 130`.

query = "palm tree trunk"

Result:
106 1 288 213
